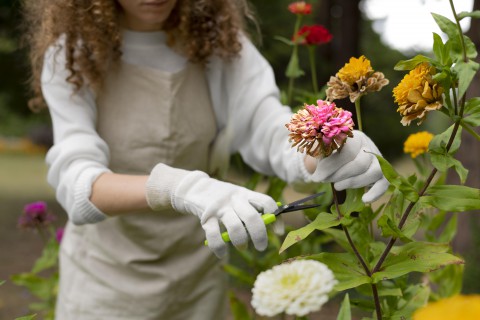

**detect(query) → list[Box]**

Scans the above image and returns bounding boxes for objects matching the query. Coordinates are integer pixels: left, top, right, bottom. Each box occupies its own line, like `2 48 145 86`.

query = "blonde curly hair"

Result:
23 0 257 111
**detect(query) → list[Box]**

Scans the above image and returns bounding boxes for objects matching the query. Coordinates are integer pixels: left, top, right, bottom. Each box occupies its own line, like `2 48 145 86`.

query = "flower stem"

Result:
287 15 303 106
331 183 382 320
308 46 319 95
460 120 480 141
449 0 468 63
354 98 363 132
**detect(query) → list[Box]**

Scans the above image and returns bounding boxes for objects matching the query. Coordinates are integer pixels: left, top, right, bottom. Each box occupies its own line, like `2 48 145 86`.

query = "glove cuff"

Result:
145 163 191 211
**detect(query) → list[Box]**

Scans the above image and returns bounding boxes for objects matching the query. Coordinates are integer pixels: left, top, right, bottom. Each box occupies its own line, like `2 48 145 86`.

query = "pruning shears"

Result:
204 191 325 246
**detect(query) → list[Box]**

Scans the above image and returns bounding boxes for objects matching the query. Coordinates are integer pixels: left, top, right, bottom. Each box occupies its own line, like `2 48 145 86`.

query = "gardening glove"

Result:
310 130 389 203
145 163 278 258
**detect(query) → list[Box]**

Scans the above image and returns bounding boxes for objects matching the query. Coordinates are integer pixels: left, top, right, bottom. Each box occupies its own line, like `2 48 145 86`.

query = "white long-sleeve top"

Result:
41 30 309 224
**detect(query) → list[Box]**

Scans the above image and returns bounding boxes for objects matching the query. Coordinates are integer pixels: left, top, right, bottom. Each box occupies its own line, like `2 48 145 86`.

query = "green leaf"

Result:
14 315 37 320
371 242 464 283
390 285 430 320
228 291 252 320
308 253 372 291
223 264 255 286
429 124 462 154
421 185 480 212
430 151 468 184
394 55 431 71
337 294 352 320
11 273 54 299
31 238 59 274
432 13 458 39
377 215 412 243
279 212 340 253
274 35 295 46
462 97 480 127
450 35 478 61
458 10 480 20
375 155 419 202
285 51 305 78
453 59 480 98
432 33 444 63
429 264 464 298
438 213 458 243
331 188 365 218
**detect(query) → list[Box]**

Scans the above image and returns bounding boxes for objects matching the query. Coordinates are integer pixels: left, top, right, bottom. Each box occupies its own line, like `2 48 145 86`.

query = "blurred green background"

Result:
0 0 479 319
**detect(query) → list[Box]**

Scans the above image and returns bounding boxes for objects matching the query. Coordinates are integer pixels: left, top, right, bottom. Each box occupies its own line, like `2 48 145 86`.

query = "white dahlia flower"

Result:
251 260 337 317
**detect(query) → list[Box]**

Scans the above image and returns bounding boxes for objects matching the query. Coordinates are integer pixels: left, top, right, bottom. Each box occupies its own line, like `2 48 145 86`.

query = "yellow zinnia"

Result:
337 56 373 85
413 295 480 320
327 55 389 103
403 131 433 158
393 62 443 126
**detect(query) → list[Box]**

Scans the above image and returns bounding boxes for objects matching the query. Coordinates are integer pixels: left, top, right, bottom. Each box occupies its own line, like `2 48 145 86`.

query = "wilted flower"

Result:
251 260 337 317
393 62 444 126
295 25 332 46
288 1 312 15
326 55 389 103
403 131 434 158
413 295 480 320
286 100 354 157
18 201 56 229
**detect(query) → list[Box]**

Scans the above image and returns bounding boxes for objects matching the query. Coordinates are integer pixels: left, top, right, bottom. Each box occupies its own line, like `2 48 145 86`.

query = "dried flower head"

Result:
18 201 56 229
295 25 332 46
393 62 444 126
288 1 312 15
413 295 480 320
251 260 337 317
403 131 434 158
326 55 389 103
286 100 354 157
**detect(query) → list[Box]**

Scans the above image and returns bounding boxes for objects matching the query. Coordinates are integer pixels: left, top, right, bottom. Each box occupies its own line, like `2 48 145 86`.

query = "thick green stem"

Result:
449 0 468 63
354 98 363 132
308 46 318 94
286 15 303 105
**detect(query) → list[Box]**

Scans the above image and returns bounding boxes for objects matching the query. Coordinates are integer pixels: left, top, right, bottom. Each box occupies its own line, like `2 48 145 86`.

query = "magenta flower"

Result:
18 201 56 229
286 100 354 157
55 227 65 243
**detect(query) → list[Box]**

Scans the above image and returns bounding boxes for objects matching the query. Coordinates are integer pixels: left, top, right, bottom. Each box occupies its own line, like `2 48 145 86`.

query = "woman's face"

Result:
116 0 178 31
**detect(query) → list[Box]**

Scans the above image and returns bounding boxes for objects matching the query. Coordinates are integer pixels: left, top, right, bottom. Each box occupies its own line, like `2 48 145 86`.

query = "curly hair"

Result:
23 0 257 111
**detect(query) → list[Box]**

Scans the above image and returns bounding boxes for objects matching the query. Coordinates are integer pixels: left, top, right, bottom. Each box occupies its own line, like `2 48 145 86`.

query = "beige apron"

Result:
55 61 227 319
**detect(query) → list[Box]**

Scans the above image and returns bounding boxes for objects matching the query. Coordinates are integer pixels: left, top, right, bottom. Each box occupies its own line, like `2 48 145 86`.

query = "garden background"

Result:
0 0 479 319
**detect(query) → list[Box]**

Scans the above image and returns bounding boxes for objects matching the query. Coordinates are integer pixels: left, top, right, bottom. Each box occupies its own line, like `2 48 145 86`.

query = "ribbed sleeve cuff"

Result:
71 167 111 225
145 163 191 211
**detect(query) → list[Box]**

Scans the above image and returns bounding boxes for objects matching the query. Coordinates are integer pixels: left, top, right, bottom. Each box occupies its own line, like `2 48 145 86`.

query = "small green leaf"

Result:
429 124 462 154
375 155 419 202
453 59 480 98
430 151 468 184
279 212 340 253
377 215 412 243
331 188 365 218
421 185 480 212
458 10 480 20
337 293 352 320
274 35 295 46
450 35 478 61
308 253 372 291
432 13 458 39
228 291 252 320
429 264 464 298
285 51 305 78
31 238 59 274
462 97 480 127
371 242 464 283
394 55 431 71
390 285 430 320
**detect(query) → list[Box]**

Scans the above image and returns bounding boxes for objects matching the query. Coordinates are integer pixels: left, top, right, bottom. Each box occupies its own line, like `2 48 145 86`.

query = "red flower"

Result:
18 201 56 229
288 1 312 15
295 25 333 46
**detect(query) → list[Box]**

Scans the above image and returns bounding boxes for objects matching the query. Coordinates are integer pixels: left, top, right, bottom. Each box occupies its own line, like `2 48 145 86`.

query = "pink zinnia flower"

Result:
286 100 354 157
295 25 333 46
288 1 312 15
18 201 56 229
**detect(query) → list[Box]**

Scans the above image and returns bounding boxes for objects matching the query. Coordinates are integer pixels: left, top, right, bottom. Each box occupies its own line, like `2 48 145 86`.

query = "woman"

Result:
23 0 388 318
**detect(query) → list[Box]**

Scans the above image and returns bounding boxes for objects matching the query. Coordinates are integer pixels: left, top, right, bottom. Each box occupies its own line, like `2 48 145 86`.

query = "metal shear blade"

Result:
273 191 325 216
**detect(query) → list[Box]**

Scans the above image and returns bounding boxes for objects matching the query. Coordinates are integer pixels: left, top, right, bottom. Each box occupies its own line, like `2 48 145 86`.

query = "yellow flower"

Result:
338 56 373 85
393 62 443 126
413 295 480 320
403 131 433 158
327 56 389 103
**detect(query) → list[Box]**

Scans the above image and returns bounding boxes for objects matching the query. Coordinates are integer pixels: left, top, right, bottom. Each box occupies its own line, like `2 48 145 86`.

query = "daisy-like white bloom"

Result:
326 55 389 103
403 131 434 158
251 260 337 317
286 99 354 157
393 62 443 126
